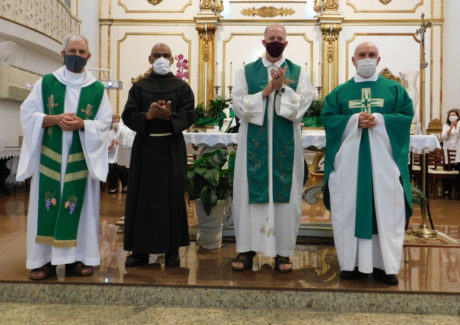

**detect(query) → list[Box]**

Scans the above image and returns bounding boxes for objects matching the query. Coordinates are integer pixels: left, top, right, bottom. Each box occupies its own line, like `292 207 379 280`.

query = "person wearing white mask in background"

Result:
441 109 460 168
121 43 195 268
321 42 414 285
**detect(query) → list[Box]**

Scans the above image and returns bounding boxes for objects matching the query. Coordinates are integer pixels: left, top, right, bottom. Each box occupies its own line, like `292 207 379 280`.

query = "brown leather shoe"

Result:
65 262 94 276
30 262 56 281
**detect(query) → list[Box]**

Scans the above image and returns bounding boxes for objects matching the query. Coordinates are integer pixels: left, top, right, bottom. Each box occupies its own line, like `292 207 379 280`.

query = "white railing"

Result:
0 0 80 42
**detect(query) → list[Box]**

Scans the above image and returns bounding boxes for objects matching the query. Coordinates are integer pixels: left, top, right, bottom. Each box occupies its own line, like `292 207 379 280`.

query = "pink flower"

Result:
183 71 190 79
177 54 184 60
183 59 188 64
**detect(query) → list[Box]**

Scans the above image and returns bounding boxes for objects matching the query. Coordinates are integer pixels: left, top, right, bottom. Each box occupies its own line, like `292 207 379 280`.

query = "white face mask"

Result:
112 122 119 130
356 58 377 78
449 115 458 122
153 57 171 75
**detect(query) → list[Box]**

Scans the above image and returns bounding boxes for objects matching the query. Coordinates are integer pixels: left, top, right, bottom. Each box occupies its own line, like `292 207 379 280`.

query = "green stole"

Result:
245 58 300 203
321 75 413 239
37 73 104 248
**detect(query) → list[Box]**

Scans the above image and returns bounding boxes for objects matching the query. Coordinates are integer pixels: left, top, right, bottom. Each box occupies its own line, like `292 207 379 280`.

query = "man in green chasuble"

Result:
322 42 414 285
231 25 314 272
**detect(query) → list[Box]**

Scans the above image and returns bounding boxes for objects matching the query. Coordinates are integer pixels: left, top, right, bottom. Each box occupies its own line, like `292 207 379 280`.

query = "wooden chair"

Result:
427 149 459 199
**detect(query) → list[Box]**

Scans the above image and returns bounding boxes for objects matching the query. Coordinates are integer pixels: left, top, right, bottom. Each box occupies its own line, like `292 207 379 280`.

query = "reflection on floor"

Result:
0 188 459 314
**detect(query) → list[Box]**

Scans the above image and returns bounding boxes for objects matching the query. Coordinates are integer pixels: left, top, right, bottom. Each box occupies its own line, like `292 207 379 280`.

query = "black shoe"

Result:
165 252 180 267
373 268 399 285
125 253 149 267
340 270 359 280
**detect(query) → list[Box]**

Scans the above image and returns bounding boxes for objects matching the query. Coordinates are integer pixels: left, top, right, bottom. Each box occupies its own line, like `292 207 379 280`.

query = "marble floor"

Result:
0 187 458 293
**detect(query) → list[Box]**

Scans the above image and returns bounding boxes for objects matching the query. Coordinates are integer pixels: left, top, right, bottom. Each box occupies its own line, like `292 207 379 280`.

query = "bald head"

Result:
352 41 381 77
353 42 379 58
149 43 173 65
264 24 286 38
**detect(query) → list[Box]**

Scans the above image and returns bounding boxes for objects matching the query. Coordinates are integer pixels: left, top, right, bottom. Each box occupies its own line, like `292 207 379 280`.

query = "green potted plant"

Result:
186 148 235 249
194 96 230 129
302 99 323 127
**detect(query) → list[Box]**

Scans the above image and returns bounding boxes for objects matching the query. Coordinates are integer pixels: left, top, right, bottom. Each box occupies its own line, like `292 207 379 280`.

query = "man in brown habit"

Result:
122 43 195 267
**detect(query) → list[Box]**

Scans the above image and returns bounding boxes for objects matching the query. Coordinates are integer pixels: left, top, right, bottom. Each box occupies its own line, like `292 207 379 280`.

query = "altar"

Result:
184 131 441 237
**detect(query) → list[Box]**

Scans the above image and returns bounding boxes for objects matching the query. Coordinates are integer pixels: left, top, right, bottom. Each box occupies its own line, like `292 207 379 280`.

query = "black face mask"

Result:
64 55 88 73
265 41 285 58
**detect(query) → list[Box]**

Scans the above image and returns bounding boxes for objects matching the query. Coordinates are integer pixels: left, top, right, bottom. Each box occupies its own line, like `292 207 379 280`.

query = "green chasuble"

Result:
321 75 413 239
37 73 104 248
245 58 300 203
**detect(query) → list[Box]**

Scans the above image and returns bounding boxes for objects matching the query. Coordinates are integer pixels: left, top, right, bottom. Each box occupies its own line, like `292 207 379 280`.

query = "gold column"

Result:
195 23 217 109
320 23 342 98
314 0 343 99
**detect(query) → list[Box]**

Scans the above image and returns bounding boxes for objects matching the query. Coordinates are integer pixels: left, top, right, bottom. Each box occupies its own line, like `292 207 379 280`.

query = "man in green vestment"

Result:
231 25 314 272
17 34 113 280
321 42 414 285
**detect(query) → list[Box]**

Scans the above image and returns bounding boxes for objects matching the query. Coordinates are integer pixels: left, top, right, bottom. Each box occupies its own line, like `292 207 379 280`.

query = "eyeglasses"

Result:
152 53 171 59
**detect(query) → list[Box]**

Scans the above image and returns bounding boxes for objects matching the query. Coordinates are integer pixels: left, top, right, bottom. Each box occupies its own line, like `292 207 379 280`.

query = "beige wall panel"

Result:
227 1 309 20
341 28 424 122
342 0 430 19
430 25 441 120
114 26 196 114
107 0 197 19
218 24 317 97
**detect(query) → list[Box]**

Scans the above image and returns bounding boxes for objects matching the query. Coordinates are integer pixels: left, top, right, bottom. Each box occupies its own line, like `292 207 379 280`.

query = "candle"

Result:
215 62 219 86
229 62 233 86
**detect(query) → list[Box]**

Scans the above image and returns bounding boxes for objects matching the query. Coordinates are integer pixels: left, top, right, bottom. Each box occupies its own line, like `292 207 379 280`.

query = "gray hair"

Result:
62 33 90 53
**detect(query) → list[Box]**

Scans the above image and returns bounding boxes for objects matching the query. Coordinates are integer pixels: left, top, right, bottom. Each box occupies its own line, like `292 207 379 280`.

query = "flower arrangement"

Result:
175 54 189 82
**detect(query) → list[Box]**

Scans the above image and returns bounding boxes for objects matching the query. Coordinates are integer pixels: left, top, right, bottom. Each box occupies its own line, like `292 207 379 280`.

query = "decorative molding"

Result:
320 24 341 63
379 0 392 4
118 0 192 13
313 0 339 13
241 6 295 18
346 0 423 13
200 0 224 13
380 68 401 83
147 0 163 5
0 0 80 43
345 33 420 81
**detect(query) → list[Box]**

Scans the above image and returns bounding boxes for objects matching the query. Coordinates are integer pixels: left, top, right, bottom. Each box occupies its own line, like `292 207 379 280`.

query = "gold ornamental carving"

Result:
241 6 295 18
200 0 224 13
196 24 216 62
320 24 341 63
313 0 339 13
380 68 401 84
147 0 163 5
379 0 392 4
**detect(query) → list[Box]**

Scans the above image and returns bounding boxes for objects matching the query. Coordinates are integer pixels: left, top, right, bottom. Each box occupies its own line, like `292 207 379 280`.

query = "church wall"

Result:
443 0 460 118
96 0 447 132
0 0 79 146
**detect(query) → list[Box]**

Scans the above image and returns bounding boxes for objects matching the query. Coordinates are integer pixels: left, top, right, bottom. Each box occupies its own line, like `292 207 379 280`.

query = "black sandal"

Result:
231 251 256 272
274 255 293 273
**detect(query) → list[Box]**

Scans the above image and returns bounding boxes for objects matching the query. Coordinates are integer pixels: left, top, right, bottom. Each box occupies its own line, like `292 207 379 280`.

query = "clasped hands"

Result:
43 113 84 131
146 100 172 120
358 112 377 129
262 66 287 98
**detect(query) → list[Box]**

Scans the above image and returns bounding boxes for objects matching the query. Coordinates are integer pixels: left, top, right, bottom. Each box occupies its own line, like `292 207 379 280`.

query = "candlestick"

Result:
214 85 220 97
228 86 233 98
215 62 219 86
229 62 233 86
